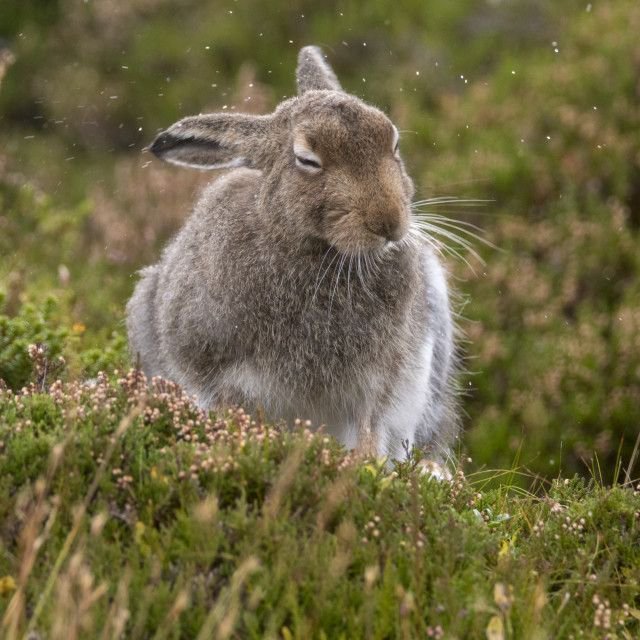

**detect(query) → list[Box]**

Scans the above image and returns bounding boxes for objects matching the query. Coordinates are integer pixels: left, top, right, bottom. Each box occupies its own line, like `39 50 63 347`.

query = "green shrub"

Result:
0 295 67 390
0 374 638 638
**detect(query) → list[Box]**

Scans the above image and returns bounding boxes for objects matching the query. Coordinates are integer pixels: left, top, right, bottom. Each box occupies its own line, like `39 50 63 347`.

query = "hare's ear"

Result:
296 46 342 95
148 113 275 170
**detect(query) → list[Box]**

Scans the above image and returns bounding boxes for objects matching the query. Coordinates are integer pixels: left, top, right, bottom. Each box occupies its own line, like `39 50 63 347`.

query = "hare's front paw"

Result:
417 459 453 482
355 416 377 459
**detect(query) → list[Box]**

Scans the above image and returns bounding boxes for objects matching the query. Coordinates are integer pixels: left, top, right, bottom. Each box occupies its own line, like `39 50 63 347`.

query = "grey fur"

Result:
296 46 343 94
127 46 459 461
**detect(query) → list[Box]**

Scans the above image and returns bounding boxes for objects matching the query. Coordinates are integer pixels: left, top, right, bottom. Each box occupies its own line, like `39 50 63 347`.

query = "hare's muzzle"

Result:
365 208 409 243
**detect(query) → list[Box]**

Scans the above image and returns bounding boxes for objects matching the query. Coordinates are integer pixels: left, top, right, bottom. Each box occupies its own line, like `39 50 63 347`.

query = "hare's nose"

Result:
367 214 406 242
382 219 405 241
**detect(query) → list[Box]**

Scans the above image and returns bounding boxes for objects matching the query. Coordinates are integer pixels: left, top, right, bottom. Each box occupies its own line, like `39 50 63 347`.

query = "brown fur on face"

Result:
273 92 414 254
149 82 414 257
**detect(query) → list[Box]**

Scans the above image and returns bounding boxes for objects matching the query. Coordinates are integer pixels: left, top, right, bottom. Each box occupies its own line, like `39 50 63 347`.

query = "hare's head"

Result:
150 46 414 255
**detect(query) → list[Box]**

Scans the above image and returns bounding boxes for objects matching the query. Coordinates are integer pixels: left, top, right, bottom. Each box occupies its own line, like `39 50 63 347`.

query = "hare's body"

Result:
127 47 458 460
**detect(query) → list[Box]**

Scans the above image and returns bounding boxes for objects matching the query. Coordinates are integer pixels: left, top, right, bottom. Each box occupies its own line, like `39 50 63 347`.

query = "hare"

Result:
127 46 458 462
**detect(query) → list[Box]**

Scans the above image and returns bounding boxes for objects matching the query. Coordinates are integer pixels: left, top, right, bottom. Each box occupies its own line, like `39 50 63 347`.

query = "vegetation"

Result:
0 372 639 638
1 0 639 636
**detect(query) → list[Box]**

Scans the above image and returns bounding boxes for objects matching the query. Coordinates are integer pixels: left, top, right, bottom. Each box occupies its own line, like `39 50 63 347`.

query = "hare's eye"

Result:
294 148 323 173
296 155 322 169
293 141 322 173
392 127 400 156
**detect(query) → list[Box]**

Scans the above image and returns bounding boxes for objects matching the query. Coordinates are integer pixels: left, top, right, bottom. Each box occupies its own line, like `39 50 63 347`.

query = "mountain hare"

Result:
127 46 458 462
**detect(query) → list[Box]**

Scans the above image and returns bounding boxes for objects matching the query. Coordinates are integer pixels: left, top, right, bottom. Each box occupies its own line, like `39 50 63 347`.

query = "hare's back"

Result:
159 167 263 286
149 168 263 388
191 167 263 230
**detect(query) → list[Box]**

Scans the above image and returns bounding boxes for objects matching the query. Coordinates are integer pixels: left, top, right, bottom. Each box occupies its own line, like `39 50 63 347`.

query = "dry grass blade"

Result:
315 470 354 531
98 569 132 640
26 405 142 636
50 550 108 640
261 444 306 524
195 557 260 640
623 430 640 486
150 588 190 640
1 443 66 640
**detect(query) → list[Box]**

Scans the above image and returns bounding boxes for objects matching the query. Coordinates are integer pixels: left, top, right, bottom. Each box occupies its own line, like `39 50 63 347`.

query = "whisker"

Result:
416 177 492 188
371 249 382 276
415 226 481 257
363 251 372 288
347 253 354 306
412 212 487 232
408 228 446 259
355 252 362 295
414 223 485 265
313 246 333 288
412 197 492 207
412 219 488 254
328 252 347 315
414 215 497 251
311 247 339 304
409 226 477 271
358 250 375 300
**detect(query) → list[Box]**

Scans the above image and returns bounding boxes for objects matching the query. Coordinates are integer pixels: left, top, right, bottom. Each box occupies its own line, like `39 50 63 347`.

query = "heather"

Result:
0 372 638 638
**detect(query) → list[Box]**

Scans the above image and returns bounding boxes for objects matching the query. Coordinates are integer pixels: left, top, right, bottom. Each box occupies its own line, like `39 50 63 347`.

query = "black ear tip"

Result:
147 131 177 158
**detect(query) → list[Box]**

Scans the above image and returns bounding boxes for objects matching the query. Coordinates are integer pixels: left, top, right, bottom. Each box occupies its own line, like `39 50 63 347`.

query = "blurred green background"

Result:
1 0 639 482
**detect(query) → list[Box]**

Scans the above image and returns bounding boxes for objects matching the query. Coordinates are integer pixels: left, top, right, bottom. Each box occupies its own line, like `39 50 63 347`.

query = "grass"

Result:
0 367 638 639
